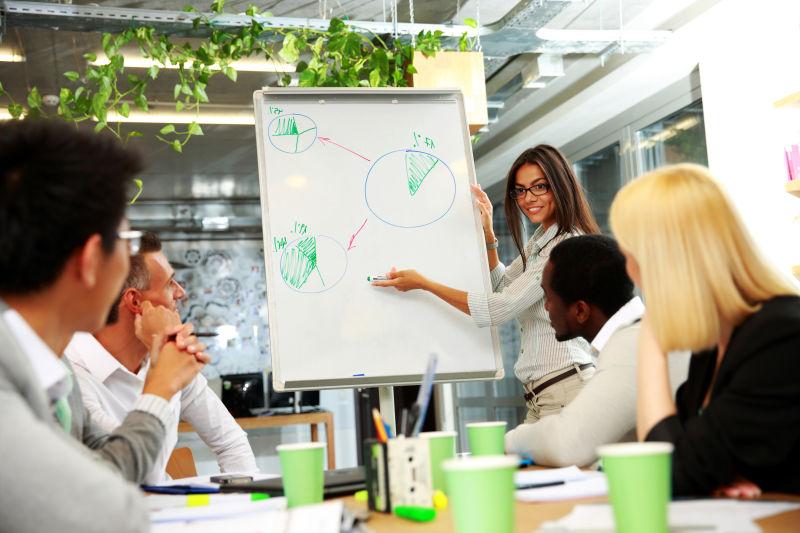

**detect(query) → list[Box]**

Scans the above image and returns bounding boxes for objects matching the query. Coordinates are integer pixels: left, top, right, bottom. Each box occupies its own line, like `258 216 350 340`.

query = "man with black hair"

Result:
0 119 209 533
67 231 257 483
505 235 688 466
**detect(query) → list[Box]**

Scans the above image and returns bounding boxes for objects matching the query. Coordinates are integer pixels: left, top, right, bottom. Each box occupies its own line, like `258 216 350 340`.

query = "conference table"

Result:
338 487 800 532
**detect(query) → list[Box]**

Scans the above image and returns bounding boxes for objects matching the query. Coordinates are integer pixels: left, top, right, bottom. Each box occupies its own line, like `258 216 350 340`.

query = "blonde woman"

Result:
610 164 800 497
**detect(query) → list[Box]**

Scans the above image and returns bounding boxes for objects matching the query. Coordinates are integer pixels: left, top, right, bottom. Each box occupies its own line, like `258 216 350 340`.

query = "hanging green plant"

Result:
0 0 450 152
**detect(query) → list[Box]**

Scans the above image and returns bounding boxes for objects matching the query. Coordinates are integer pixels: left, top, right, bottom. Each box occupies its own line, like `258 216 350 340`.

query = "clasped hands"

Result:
136 301 210 400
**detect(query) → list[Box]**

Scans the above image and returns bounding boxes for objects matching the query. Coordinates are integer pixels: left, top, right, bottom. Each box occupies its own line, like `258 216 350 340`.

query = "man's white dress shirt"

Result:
65 333 257 483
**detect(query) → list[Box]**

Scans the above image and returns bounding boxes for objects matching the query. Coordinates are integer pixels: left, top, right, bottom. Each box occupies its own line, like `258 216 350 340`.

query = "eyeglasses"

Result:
509 182 551 199
117 230 143 255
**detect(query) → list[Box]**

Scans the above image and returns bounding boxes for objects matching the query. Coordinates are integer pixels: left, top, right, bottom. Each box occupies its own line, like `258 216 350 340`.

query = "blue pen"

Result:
142 484 220 495
382 418 394 438
411 354 438 436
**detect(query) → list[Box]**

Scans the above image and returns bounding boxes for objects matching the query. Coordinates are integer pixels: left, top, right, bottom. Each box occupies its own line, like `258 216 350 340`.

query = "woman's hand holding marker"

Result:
371 266 429 292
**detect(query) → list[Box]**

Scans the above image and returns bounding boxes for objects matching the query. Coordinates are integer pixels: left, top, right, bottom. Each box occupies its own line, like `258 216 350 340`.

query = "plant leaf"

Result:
135 94 149 112
159 124 176 135
188 122 204 136
463 17 478 28
369 68 380 87
64 71 80 82
172 139 183 153
27 87 43 109
9 103 24 119
119 102 131 118
83 52 98 62
129 178 144 205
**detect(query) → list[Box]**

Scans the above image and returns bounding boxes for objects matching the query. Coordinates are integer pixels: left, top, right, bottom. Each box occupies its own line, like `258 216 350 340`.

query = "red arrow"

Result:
318 136 371 162
348 218 368 251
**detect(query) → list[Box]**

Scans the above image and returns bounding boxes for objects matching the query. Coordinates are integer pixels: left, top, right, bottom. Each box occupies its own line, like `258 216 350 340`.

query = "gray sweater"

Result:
0 302 167 533
505 321 690 466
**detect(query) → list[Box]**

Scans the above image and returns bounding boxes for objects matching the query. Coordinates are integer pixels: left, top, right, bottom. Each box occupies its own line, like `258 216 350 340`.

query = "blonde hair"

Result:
610 164 797 352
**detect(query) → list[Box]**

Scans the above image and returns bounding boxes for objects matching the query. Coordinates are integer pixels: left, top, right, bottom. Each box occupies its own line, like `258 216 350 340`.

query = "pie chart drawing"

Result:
364 149 456 228
279 234 348 293
267 113 318 154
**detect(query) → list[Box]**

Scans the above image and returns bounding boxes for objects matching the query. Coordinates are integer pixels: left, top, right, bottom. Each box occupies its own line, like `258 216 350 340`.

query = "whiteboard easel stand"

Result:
379 385 396 436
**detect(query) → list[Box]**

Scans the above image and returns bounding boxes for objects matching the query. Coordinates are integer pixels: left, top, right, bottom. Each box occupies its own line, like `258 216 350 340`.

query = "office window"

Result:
636 99 708 172
574 143 621 234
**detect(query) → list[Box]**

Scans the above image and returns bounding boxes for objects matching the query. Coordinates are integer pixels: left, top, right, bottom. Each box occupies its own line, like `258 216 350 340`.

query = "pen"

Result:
367 275 389 281
372 408 389 443
382 418 394 439
515 480 565 490
141 484 219 494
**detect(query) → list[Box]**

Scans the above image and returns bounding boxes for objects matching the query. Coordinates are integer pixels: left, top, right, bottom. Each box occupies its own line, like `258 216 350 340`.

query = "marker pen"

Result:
367 275 389 281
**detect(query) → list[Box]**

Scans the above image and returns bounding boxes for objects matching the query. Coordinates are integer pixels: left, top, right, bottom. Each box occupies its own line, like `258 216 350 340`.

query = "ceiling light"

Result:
202 216 230 230
91 53 295 73
105 107 255 125
674 116 700 130
0 105 255 125
0 49 25 62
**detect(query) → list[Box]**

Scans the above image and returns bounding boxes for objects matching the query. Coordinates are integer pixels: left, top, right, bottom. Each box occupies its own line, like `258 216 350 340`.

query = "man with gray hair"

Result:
66 231 258 482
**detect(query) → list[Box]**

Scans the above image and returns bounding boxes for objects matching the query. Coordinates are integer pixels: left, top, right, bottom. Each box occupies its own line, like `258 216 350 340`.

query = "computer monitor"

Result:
267 371 320 410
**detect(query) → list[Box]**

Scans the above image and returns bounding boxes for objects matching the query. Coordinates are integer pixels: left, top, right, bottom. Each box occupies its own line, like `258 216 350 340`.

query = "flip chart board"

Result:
254 88 502 390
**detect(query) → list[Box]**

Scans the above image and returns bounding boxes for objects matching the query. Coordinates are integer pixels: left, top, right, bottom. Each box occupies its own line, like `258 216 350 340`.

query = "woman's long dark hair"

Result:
503 145 600 270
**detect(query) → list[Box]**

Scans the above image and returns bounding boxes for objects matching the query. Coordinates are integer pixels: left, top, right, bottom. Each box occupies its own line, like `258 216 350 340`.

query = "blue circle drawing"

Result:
267 113 318 155
278 234 348 294
364 149 456 228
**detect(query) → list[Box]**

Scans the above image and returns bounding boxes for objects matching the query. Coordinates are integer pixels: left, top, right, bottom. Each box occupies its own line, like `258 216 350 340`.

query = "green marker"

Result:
367 275 389 282
394 506 436 522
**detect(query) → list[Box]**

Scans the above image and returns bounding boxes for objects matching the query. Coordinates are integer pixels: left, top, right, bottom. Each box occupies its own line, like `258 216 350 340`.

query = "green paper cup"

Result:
597 442 674 533
420 431 457 493
466 421 507 456
442 455 518 533
277 442 325 508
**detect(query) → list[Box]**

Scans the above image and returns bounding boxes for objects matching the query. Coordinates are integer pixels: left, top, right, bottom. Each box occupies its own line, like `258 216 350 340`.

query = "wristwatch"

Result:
486 239 499 250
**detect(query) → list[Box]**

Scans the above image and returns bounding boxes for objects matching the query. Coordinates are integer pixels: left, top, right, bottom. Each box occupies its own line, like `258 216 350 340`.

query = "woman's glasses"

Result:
509 182 551 199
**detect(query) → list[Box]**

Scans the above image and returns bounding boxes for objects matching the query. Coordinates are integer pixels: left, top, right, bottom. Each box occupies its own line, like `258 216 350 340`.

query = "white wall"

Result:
697 0 800 275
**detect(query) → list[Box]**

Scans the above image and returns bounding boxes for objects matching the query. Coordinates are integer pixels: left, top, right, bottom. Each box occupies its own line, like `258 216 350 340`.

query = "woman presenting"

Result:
373 145 600 422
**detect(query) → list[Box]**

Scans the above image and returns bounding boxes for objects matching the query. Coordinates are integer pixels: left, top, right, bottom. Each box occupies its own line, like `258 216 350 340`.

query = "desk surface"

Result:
342 494 800 532
178 410 336 469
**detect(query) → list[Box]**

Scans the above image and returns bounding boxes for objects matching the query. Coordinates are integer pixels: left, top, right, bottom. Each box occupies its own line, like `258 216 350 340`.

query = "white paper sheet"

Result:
538 500 800 532
151 500 343 533
515 466 589 486
517 474 608 502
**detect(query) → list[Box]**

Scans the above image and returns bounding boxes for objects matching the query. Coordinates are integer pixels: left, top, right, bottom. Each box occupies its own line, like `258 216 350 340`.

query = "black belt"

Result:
523 363 594 401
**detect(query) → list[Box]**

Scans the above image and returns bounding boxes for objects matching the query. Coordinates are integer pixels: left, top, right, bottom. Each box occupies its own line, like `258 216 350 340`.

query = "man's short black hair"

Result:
0 119 142 295
548 235 634 317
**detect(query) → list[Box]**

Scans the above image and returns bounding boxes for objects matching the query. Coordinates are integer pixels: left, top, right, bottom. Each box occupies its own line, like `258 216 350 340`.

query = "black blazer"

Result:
646 295 800 496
